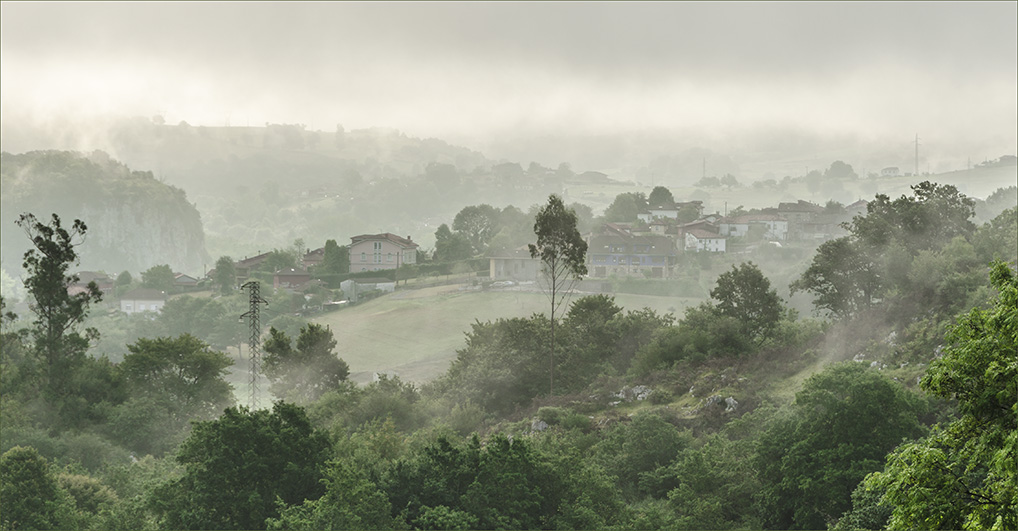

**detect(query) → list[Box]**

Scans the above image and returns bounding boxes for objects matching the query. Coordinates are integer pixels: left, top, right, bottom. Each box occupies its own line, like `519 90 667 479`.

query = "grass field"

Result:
311 284 701 384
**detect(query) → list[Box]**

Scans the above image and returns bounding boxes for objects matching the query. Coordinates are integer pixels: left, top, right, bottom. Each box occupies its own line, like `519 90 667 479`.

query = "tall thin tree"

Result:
529 194 588 395
16 213 101 397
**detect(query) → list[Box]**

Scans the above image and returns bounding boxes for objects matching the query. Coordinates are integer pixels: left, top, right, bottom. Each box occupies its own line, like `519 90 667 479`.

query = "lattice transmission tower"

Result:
240 281 268 409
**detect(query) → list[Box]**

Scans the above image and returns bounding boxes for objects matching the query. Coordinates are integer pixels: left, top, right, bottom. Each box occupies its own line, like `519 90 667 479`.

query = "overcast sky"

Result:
2 1 1015 155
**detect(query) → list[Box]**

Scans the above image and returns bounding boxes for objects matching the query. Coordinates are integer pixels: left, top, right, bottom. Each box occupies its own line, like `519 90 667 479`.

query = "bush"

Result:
649 387 674 405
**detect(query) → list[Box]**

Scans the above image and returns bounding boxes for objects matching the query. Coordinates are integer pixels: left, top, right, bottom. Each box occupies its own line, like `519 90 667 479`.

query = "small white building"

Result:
637 206 680 222
339 278 396 303
120 288 167 314
685 230 727 253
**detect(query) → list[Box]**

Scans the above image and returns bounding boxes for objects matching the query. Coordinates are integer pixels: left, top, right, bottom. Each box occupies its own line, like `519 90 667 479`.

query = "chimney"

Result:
407 235 412 241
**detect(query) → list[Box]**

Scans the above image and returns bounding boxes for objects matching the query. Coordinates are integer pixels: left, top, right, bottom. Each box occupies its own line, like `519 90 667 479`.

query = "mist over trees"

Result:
2 170 1016 530
0 110 1016 531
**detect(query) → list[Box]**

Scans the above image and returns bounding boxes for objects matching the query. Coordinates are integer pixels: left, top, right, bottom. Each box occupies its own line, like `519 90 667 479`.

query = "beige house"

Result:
489 247 540 281
349 233 419 272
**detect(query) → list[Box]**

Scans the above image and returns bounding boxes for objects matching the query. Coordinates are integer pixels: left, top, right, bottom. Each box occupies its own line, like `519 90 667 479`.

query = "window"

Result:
374 242 382 250
361 252 366 262
387 253 393 262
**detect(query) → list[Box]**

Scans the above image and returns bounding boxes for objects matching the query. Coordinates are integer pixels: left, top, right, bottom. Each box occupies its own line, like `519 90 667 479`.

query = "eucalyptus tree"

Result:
529 194 587 395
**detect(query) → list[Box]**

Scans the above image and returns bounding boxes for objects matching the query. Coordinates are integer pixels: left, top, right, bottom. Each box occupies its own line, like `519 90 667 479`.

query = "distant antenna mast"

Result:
240 281 268 409
914 133 921 176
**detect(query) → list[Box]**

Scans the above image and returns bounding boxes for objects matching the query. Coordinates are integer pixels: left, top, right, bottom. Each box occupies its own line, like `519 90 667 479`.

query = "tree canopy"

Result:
757 363 926 530
152 402 332 530
141 264 176 292
866 262 1017 530
710 262 784 342
212 256 235 295
262 323 350 404
120 334 234 421
453 204 500 254
648 186 675 207
603 192 648 222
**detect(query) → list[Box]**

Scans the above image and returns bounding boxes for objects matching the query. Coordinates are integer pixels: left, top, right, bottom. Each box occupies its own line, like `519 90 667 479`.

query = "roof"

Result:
687 229 726 240
778 200 823 213
725 214 787 223
679 219 717 229
590 232 674 251
304 247 325 258
121 288 167 301
75 271 111 284
237 252 271 267
350 233 419 249
601 223 634 237
490 246 536 260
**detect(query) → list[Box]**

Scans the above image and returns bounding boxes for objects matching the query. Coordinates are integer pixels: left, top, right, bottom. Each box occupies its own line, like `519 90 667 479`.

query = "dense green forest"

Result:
1 181 1016 530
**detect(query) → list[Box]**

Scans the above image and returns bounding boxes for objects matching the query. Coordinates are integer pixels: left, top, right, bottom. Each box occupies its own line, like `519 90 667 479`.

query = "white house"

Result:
685 230 727 253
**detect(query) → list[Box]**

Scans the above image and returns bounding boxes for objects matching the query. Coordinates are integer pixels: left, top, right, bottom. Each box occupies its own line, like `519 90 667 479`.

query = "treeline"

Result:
1 182 1016 530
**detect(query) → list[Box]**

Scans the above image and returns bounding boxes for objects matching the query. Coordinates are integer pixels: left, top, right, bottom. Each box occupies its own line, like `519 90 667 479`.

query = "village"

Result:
64 191 871 317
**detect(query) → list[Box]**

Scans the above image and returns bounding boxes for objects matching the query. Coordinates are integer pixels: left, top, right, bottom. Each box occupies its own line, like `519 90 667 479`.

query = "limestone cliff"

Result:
1 150 209 276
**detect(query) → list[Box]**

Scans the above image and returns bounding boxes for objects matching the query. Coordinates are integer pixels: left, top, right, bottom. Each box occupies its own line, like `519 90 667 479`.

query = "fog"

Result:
2 2 1015 170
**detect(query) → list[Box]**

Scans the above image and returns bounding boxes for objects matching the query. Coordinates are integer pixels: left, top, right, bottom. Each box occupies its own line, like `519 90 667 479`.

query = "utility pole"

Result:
240 281 268 409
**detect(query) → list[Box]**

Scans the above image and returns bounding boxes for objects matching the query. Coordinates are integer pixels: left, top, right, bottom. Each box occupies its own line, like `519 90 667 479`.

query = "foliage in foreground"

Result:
863 261 1017 531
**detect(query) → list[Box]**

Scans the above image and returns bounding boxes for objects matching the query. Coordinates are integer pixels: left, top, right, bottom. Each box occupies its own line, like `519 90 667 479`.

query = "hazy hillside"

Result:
0 150 209 275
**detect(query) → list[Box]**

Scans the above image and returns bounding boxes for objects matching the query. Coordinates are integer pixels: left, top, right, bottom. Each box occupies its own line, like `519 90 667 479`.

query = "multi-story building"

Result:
349 233 419 272
587 224 676 278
